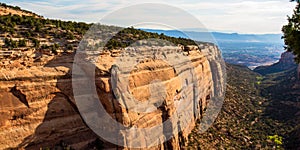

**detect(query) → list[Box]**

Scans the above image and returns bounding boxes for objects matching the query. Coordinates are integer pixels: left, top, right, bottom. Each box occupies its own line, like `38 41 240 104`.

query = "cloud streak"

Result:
1 0 297 33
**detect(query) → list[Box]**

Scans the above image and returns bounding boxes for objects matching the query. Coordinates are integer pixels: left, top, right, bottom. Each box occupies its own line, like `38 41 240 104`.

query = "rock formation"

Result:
0 54 99 149
298 64 300 80
254 51 298 75
0 43 223 149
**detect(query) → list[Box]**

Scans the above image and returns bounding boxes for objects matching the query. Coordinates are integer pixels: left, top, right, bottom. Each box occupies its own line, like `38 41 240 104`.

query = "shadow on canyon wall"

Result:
12 54 106 150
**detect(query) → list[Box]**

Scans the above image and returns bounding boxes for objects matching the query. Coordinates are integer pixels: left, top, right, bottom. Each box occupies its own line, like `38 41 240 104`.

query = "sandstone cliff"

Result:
0 4 226 149
0 44 222 149
0 54 100 149
254 51 297 75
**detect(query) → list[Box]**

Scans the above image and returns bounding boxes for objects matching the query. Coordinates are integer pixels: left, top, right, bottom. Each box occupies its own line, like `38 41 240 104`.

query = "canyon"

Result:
0 41 224 149
1 3 299 149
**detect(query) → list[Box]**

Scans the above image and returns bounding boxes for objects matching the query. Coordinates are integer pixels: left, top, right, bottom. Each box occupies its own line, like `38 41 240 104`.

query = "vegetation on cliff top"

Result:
0 2 41 17
0 6 201 55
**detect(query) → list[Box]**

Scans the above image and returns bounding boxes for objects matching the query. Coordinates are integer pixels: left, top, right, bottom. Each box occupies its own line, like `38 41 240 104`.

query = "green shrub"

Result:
268 135 283 149
31 38 40 48
18 39 26 47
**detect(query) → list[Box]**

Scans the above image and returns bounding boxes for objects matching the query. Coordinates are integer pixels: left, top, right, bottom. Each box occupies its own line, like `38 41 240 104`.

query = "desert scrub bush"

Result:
268 135 283 149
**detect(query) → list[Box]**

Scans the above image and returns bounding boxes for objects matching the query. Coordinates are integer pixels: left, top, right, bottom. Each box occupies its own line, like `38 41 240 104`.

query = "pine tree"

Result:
282 0 300 63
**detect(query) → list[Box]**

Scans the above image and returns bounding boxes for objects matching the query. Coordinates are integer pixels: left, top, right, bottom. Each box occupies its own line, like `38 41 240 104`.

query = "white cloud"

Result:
178 1 297 33
2 0 298 33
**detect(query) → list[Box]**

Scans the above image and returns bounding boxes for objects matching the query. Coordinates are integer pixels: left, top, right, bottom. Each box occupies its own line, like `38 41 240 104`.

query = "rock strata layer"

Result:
0 44 222 149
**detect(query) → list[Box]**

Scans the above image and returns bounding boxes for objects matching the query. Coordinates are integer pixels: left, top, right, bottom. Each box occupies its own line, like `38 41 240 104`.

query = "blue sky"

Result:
1 0 297 34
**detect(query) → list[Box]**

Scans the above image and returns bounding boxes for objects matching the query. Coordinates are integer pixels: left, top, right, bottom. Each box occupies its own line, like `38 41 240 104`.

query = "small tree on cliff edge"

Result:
282 0 300 63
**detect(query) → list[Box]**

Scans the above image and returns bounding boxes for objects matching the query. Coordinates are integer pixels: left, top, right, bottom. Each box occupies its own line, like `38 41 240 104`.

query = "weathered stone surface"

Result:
73 45 216 149
0 44 221 149
0 55 99 149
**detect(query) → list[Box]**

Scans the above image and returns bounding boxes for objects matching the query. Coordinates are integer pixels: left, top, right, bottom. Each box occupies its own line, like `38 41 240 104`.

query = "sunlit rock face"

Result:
0 55 98 149
0 43 223 149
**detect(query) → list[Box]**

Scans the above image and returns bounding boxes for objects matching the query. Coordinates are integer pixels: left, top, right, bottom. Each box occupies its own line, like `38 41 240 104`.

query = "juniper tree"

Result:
282 0 300 63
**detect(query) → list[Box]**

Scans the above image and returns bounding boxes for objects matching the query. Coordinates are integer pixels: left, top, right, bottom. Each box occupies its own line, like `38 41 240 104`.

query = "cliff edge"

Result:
0 43 222 149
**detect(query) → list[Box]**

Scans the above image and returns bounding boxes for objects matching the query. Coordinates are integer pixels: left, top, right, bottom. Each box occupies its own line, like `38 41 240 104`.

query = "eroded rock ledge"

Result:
0 44 222 149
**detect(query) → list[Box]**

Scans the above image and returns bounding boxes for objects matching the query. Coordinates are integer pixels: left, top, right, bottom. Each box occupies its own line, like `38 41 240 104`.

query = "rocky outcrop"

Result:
0 55 99 149
73 44 220 149
0 44 222 149
298 64 300 80
280 51 296 65
0 3 226 149
254 51 298 75
0 4 41 18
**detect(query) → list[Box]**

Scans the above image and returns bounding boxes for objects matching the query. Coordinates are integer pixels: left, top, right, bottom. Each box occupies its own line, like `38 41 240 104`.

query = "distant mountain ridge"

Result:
141 29 284 68
141 29 283 44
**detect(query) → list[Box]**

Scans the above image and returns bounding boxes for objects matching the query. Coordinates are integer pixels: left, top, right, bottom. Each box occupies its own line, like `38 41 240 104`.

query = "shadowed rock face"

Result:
0 54 99 149
0 45 221 149
297 64 300 80
254 51 298 75
10 86 29 108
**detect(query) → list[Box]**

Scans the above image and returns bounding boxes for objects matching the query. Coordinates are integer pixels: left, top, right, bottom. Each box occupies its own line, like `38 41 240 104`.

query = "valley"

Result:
0 3 299 150
143 29 285 69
